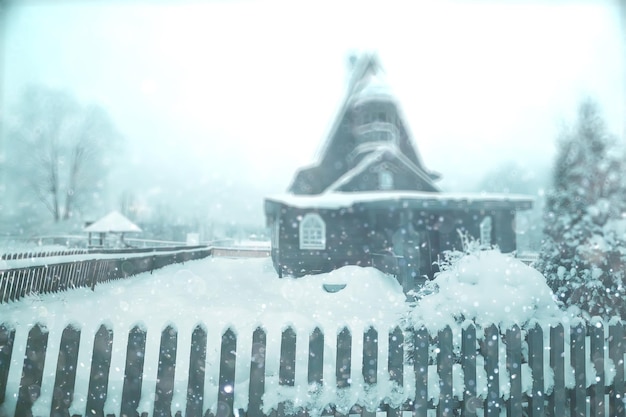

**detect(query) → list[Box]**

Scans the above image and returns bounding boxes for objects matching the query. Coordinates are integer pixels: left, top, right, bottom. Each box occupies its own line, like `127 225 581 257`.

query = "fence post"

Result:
528 324 544 417
121 326 147 417
248 327 267 417
589 320 604 417
309 327 324 386
0 271 7 303
548 324 565 417
413 327 429 417
461 324 477 417
387 326 404 417
609 321 625 417
362 327 377 384
86 325 113 417
15 324 48 417
217 329 237 417
437 326 453 417
278 327 297 417
186 326 207 417
154 326 178 417
362 327 377 417
483 325 500 417
505 325 522 417
51 326 81 417
336 328 352 389
570 322 586 417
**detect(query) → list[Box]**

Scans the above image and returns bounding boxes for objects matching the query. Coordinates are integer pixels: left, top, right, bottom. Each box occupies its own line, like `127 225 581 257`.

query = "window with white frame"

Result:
379 169 394 190
299 213 326 250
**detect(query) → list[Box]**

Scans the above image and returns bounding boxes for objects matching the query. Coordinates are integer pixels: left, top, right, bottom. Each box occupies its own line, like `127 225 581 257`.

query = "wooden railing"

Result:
0 246 212 303
0 320 623 417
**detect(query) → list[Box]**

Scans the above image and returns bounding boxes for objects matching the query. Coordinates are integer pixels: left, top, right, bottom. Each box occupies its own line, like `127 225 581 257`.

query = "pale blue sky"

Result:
2 0 624 224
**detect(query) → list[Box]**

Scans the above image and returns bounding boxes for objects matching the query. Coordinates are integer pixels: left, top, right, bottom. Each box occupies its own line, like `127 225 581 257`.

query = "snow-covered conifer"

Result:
536 100 625 318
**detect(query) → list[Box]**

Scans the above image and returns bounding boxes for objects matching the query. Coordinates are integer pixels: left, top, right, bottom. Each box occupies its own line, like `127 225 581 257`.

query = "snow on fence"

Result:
0 320 624 417
0 246 212 304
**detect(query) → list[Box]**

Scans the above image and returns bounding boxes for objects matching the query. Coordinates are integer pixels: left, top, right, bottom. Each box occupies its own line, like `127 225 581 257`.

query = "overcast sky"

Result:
1 0 624 224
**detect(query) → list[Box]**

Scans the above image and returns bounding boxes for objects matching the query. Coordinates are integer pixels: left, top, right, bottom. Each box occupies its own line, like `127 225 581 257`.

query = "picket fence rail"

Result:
0 246 212 304
0 320 624 417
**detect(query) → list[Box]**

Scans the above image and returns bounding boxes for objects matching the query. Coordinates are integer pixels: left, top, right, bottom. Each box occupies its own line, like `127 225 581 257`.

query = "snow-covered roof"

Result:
83 211 142 233
312 53 435 181
266 191 534 211
350 72 395 106
327 142 440 192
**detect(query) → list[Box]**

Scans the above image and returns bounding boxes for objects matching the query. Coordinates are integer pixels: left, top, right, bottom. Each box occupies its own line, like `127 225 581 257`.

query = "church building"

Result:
264 53 532 291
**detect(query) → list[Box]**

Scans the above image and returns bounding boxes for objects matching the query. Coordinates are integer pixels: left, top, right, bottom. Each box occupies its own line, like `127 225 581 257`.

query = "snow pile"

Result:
405 249 569 404
407 250 562 333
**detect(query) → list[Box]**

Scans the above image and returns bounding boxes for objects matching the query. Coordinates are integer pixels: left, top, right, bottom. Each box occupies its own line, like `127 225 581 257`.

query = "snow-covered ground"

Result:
0 257 408 416
0 251 616 416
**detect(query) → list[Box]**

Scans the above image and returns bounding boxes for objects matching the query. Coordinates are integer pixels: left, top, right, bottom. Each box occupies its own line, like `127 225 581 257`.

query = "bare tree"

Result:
7 86 121 223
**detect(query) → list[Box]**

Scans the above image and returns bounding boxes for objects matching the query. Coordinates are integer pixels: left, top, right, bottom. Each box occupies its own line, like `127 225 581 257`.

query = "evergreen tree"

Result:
536 100 625 318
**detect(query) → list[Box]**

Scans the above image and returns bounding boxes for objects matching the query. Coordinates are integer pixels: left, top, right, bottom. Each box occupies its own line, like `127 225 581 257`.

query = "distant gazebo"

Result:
84 211 142 247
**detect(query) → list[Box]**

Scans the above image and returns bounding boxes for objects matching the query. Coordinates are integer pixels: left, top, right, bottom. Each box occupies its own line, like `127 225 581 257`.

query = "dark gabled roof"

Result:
291 53 439 195
325 143 440 192
314 53 388 161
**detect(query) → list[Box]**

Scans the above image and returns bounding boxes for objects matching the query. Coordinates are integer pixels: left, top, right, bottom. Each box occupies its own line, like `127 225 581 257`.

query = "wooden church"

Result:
264 53 532 291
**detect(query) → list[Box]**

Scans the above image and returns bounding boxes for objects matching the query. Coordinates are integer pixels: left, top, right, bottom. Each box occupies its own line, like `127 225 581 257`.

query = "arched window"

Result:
480 216 492 247
299 213 326 250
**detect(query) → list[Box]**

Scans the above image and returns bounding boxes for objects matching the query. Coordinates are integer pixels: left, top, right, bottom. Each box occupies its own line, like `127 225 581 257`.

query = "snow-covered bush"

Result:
407 248 562 334
404 247 564 403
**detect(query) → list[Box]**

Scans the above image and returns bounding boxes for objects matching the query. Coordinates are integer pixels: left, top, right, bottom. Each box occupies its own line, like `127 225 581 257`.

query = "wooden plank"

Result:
186 326 207 417
548 324 565 417
15 324 49 417
0 271 6 303
7 271 16 302
570 323 586 417
51 326 81 417
505 325 522 417
86 325 113 417
248 327 267 417
609 322 625 417
121 326 147 417
308 327 324 386
16 269 25 300
24 268 33 296
279 327 297 387
388 326 404 417
389 327 404 385
362 327 377 385
278 327 297 417
336 328 352 389
413 327 429 417
483 324 500 417
589 322 604 417
154 326 178 417
461 324 477 417
437 326 453 417
528 324 544 417
0 324 15 406
35 267 43 295
217 329 237 417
